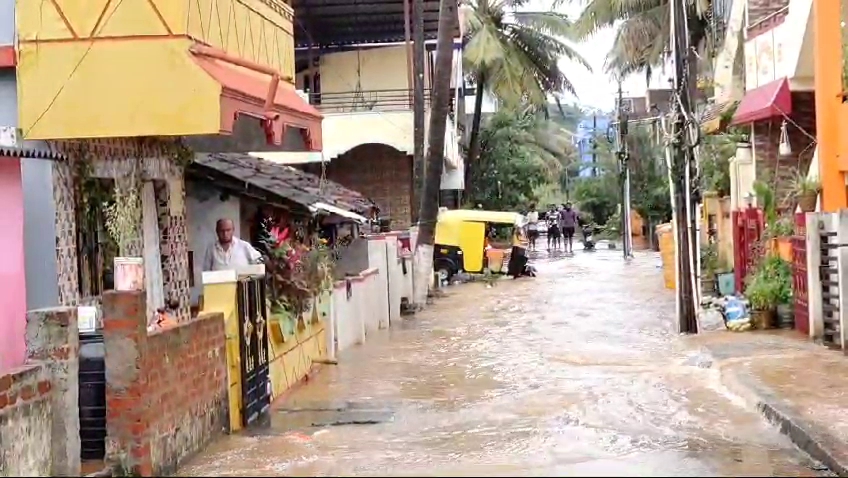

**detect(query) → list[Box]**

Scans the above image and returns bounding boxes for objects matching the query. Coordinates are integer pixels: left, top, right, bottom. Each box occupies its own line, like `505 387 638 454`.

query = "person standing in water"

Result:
525 203 539 252
559 202 579 254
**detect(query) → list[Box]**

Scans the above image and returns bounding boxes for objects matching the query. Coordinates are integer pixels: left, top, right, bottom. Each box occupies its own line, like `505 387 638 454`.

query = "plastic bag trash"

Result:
723 296 749 322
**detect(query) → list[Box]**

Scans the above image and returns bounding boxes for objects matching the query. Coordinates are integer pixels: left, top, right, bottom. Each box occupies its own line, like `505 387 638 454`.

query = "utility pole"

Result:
669 0 699 334
411 0 426 223
614 82 633 259
591 114 598 177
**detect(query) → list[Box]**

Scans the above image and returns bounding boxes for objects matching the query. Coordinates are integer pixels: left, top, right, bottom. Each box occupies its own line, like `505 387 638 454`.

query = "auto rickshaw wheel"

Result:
436 266 452 282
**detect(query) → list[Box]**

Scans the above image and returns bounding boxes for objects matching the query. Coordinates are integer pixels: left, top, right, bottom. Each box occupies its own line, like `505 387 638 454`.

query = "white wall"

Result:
185 180 241 304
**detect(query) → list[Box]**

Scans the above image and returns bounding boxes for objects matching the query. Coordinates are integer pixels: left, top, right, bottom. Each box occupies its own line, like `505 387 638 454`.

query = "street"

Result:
178 251 828 477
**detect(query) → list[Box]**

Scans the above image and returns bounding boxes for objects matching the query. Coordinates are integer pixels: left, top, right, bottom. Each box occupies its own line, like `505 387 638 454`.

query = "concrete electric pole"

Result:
668 0 699 333
614 82 634 259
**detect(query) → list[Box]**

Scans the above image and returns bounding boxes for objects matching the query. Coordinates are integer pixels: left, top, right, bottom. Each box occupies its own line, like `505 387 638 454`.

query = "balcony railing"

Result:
309 89 430 113
308 88 457 115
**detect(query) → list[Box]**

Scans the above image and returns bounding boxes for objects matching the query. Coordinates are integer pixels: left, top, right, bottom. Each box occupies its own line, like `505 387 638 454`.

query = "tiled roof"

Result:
192 152 375 213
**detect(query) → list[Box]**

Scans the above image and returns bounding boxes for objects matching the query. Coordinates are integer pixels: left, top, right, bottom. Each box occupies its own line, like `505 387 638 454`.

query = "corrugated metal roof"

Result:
0 145 65 161
192 152 375 214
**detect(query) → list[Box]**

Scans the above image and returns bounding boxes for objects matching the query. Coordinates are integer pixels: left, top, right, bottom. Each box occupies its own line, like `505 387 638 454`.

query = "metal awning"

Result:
249 151 326 164
730 78 792 125
293 0 459 48
700 100 739 134
310 202 369 222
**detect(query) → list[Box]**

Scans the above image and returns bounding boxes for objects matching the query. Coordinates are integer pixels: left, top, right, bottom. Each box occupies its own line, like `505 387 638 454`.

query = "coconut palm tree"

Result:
463 0 590 169
571 0 712 78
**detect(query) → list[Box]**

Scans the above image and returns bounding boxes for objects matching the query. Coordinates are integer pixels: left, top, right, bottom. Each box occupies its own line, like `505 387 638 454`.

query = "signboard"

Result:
744 22 788 90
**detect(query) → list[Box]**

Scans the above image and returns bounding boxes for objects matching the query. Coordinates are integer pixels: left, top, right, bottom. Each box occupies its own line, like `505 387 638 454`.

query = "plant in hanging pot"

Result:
791 171 821 213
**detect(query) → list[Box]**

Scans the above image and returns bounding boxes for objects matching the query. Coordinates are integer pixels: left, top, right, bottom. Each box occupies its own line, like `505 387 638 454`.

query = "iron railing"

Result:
309 88 458 115
309 88 430 112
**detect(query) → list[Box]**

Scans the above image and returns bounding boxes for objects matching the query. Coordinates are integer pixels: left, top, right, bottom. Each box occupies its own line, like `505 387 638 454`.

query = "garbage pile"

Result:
701 295 753 332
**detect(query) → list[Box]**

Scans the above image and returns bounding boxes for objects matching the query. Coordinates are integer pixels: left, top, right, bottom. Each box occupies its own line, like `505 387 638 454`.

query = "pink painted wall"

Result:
0 158 26 370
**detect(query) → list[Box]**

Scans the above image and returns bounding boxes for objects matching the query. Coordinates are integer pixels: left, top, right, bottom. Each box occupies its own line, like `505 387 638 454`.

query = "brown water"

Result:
178 250 829 477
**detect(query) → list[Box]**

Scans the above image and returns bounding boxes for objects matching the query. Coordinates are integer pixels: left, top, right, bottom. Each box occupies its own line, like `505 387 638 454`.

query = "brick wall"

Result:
0 365 52 476
317 144 414 229
102 291 227 476
753 92 816 210
0 306 80 477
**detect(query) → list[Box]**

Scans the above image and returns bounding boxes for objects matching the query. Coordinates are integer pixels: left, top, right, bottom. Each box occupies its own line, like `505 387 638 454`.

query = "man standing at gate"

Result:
203 218 263 271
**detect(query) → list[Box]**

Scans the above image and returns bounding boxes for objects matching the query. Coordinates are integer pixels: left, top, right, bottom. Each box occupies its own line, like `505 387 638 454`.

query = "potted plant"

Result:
700 242 719 296
105 175 143 291
744 254 790 329
792 172 821 213
765 215 795 262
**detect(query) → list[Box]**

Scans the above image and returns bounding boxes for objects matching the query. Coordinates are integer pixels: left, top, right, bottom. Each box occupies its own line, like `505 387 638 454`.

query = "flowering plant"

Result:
262 224 334 318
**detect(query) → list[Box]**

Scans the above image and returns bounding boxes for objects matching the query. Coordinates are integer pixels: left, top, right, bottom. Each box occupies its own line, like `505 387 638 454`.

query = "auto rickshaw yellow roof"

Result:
437 209 525 225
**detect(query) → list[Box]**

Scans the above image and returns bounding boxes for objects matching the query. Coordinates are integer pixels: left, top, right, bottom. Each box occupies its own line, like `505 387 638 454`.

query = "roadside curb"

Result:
705 349 848 476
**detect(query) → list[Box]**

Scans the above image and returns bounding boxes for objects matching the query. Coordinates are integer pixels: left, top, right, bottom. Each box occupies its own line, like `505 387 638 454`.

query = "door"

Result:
458 221 486 273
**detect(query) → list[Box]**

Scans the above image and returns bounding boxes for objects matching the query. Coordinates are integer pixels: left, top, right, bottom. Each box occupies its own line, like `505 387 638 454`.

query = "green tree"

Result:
466 107 576 210
626 127 672 225
570 0 712 78
463 0 589 171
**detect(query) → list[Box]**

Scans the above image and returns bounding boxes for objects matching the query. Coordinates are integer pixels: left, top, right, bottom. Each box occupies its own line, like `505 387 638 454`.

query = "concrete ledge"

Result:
703 345 848 476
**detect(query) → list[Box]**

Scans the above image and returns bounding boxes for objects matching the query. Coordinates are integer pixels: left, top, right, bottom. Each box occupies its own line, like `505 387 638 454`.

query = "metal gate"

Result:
732 207 764 293
792 213 809 334
236 277 272 427
818 225 841 346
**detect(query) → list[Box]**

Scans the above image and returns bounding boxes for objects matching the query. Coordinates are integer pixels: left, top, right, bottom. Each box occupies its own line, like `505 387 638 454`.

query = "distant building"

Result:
574 115 611 177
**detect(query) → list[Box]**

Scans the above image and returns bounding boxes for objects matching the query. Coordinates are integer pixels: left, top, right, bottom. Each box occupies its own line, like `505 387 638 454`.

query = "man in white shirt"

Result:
203 218 263 271
525 203 539 252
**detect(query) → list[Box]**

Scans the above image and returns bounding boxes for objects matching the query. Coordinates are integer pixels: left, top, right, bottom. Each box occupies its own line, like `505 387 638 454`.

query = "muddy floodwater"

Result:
179 251 830 477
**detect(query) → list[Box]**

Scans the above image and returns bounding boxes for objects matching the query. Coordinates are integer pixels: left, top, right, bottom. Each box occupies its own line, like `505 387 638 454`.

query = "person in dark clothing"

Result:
559 202 579 254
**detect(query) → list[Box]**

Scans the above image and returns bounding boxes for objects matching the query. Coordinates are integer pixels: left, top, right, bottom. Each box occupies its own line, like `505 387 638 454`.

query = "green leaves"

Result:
572 0 713 77
467 107 577 210
463 0 590 104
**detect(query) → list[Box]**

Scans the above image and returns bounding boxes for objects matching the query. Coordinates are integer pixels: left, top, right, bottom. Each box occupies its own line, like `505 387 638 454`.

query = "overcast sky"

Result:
548 1 673 111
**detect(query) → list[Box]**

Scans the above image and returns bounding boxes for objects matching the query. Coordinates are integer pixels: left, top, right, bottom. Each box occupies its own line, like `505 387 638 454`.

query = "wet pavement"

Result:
178 250 830 477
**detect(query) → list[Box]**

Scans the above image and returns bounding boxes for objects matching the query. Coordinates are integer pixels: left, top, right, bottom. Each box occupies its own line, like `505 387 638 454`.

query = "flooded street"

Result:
179 250 827 477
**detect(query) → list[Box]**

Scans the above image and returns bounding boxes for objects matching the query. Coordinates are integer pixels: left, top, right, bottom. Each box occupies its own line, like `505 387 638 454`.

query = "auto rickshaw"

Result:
434 209 525 281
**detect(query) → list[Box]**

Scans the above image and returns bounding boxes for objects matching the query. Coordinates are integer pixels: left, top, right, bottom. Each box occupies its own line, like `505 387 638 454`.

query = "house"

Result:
2 0 321 366
270 0 464 229
574 115 610 178
703 0 816 210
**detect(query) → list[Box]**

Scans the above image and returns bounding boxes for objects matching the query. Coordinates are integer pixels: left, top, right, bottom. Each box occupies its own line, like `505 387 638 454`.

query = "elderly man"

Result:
202 218 262 271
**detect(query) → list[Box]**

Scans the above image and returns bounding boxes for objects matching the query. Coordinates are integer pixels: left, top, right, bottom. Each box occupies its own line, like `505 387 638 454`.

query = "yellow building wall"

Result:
15 0 294 140
267 296 328 400
303 46 430 96
184 0 295 80
200 282 244 432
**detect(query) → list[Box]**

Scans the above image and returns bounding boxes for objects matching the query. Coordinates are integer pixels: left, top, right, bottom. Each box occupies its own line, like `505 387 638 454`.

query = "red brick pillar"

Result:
25 306 80 476
102 290 152 476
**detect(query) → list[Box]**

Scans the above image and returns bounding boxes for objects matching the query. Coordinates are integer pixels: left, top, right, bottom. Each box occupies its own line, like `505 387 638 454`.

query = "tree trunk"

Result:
464 71 486 192
413 0 455 306
411 0 426 224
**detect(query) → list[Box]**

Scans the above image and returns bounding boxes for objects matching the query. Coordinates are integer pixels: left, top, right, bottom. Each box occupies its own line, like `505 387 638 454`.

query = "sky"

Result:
548 1 673 112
